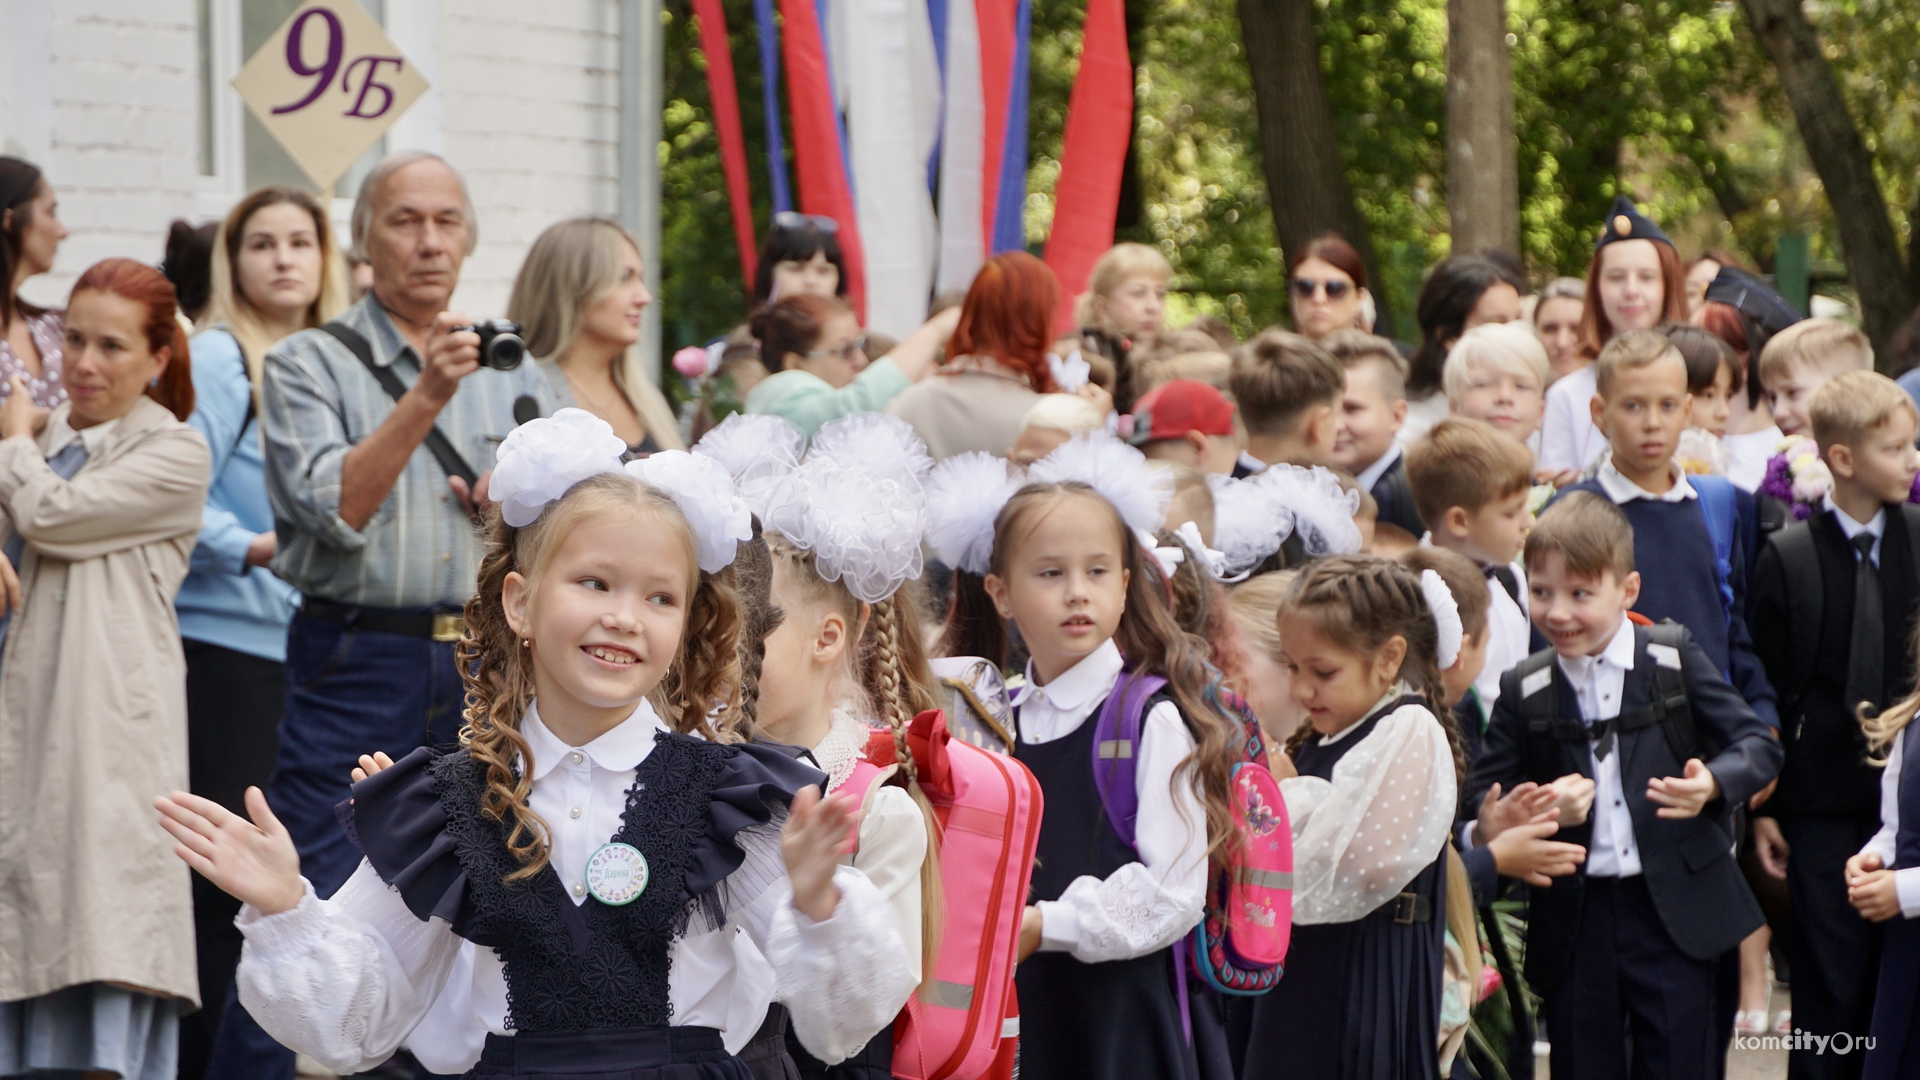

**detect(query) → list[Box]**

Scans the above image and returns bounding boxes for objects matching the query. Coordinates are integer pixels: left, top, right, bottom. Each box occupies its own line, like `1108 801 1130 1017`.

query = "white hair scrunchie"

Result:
1420 568 1465 672
489 408 629 528
624 451 754 574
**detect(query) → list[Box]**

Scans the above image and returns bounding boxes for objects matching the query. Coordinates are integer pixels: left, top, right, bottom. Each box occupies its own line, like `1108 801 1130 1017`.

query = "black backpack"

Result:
1509 620 1714 779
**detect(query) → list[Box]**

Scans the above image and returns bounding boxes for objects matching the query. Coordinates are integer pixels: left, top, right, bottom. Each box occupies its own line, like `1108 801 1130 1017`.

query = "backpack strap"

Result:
1617 621 1708 764
1091 670 1170 851
1770 522 1824 733
320 322 479 487
1512 647 1571 782
1692 475 1739 626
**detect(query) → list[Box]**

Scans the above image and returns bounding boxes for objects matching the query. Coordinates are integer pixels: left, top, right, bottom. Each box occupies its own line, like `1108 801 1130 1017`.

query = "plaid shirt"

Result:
261 296 556 608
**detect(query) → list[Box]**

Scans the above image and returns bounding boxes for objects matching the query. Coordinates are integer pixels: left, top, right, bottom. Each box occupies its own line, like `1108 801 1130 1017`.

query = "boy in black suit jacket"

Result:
1469 492 1784 1080
1749 371 1920 1080
1323 330 1426 536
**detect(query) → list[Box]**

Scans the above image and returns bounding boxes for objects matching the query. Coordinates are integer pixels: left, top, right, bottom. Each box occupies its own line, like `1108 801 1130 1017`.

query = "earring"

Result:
522 639 531 648
149 376 160 387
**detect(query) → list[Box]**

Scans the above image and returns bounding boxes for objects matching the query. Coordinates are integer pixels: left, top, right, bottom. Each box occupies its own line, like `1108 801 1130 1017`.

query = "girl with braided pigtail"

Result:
155 411 921 1080
1242 555 1465 1080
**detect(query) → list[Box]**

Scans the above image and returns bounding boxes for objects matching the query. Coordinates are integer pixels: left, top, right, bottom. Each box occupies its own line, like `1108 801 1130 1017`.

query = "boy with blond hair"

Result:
1227 329 1344 474
1750 370 1920 1078
1759 317 1874 437
1407 417 1537 716
1470 493 1782 1080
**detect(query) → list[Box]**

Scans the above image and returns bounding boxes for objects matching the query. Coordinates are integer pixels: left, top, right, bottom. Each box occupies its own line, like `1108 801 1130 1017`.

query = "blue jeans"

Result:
201 608 465 1080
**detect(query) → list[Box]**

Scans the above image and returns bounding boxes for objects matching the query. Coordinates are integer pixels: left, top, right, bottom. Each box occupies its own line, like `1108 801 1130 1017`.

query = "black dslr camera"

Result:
455 319 527 371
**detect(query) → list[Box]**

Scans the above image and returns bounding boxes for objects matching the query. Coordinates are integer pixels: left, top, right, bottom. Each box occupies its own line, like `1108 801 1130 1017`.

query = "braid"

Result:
869 596 919 784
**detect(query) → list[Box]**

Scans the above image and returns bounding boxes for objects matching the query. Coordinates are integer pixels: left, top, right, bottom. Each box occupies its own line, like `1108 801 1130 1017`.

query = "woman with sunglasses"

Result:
1288 234 1374 342
744 293 958 435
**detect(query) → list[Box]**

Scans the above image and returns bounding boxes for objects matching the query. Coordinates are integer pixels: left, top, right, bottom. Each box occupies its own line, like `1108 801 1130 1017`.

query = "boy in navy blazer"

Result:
1469 492 1783 1080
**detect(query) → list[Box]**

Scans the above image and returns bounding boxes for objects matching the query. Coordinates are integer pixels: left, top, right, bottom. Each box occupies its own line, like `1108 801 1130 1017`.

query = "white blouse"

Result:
1013 639 1209 964
1857 728 1920 919
813 711 929 984
1279 695 1457 925
1537 365 1607 477
232 700 916 1076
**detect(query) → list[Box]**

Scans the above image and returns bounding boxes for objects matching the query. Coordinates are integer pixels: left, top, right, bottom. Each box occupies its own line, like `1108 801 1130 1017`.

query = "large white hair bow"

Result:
760 455 928 603
489 409 629 528
1243 464 1362 557
625 451 754 573
1420 568 1465 671
1027 429 1171 536
926 452 1024 576
1206 473 1295 580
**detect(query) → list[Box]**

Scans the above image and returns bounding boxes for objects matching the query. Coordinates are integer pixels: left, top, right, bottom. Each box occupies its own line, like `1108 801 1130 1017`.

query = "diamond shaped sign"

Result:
231 0 429 193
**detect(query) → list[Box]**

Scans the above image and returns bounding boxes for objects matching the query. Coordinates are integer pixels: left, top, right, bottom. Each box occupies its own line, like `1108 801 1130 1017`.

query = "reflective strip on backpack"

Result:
922 980 975 1009
1232 866 1293 890
1097 739 1133 759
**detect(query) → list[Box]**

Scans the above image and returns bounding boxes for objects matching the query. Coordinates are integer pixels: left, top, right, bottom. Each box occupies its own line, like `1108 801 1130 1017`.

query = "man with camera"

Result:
219 148 555 1078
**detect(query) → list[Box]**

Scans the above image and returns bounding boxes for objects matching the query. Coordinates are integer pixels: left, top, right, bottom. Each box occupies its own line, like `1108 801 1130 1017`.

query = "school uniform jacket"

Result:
1368 453 1426 538
1466 624 1784 995
1749 506 1920 823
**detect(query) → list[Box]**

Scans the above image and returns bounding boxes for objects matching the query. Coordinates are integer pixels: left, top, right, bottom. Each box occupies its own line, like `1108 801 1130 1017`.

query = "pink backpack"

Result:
860 709 1042 1080
1093 674 1292 998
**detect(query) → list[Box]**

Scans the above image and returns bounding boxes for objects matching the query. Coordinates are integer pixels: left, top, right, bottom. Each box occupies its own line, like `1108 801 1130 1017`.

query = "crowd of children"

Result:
145 195 1920 1080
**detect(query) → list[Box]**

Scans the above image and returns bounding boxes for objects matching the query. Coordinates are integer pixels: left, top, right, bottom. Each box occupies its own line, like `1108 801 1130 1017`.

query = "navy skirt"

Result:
467 1026 751 1080
1867 917 1920 1080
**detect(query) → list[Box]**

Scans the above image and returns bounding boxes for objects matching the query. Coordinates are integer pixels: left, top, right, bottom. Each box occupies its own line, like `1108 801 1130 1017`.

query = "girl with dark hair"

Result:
154 411 918 1080
1404 255 1523 445
1289 234 1373 342
0 156 70 411
0 258 211 1080
161 219 220 324
1537 197 1688 480
744 293 958 435
1244 556 1465 1080
754 213 848 303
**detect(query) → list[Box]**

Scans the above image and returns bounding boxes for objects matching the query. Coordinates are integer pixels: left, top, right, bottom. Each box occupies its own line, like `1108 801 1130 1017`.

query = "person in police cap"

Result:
1538 196 1691 479
1696 266 1804 495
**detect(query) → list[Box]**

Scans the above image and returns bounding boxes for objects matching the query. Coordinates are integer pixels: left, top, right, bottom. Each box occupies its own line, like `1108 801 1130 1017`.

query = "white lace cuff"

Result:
768 865 917 1065
1037 864 1205 964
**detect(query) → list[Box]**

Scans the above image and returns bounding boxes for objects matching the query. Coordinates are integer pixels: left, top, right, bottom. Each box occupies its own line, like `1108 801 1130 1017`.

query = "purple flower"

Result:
1758 451 1795 504
1910 471 1920 505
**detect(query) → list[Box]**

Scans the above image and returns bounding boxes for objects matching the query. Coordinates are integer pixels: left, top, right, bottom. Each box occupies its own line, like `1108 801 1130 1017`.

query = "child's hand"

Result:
1486 811 1588 886
1548 773 1596 827
1471 782 1557 845
1266 745 1297 780
154 786 305 916
781 784 859 923
1849 868 1902 923
1752 816 1790 879
1017 906 1043 962
350 751 396 784
1847 851 1884 886
1647 759 1720 820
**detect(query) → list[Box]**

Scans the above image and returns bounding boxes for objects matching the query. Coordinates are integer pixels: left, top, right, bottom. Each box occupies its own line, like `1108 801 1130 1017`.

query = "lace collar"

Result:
813 709 879 794
1318 682 1413 746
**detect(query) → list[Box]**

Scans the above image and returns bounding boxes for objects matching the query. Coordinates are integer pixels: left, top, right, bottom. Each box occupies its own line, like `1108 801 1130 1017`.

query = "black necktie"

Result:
1484 563 1520 605
1846 530 1884 718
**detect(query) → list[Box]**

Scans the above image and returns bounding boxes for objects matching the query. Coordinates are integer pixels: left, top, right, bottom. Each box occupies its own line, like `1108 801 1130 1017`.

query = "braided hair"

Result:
1277 555 1466 784
458 472 742 883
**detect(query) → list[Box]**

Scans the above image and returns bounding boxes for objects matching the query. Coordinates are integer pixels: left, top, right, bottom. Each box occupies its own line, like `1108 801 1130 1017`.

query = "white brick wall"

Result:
3 0 629 320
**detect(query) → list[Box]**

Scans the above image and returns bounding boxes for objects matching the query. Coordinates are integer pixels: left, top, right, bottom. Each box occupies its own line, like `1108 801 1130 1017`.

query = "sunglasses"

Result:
806 335 867 360
774 211 839 235
1291 277 1353 300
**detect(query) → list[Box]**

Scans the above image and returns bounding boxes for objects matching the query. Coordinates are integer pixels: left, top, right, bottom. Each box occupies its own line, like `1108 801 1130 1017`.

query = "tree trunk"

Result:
1445 0 1518 255
1236 0 1392 330
1739 0 1914 363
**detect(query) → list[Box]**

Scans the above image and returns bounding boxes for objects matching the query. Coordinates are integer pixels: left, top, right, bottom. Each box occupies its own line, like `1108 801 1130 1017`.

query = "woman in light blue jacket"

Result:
175 185 346 1079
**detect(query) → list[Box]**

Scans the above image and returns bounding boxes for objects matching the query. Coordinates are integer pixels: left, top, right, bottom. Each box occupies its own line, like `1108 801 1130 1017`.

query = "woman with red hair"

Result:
888 251 1073 461
0 258 210 1080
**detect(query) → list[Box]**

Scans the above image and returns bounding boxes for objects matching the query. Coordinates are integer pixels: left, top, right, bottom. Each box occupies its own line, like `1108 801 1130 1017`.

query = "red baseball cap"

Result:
1130 379 1235 444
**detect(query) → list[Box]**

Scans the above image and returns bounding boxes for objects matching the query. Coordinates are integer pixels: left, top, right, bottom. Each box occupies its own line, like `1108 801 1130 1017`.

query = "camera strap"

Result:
321 322 480 488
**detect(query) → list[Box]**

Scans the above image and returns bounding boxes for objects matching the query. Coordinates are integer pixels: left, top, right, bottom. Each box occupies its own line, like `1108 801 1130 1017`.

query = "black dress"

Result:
1242 701 1446 1080
349 733 826 1080
1012 693 1202 1080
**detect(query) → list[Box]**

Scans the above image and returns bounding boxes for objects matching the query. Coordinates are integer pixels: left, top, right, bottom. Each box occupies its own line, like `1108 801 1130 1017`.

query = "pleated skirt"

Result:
466 1026 752 1080
1866 916 1920 1080
0 982 180 1080
1241 859 1445 1080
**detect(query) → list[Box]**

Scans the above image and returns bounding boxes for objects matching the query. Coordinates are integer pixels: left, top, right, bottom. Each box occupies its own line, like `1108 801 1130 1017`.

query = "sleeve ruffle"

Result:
685 741 829 907
350 746 473 932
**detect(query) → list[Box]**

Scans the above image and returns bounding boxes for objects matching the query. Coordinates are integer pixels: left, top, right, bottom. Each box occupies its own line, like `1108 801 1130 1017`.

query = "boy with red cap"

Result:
1129 378 1242 475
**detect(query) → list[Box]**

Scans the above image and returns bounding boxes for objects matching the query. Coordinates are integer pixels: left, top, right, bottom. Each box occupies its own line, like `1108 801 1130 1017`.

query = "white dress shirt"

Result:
1823 494 1885 567
1537 366 1607 476
1857 728 1920 918
1476 559 1532 716
1013 639 1208 963
233 699 914 1075
1557 616 1643 877
812 711 928 984
1355 441 1403 494
1595 456 1698 505
1722 425 1783 493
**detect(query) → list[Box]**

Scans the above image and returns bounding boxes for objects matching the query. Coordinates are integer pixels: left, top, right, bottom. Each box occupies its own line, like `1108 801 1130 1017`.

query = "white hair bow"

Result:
1173 521 1234 582
1420 568 1465 671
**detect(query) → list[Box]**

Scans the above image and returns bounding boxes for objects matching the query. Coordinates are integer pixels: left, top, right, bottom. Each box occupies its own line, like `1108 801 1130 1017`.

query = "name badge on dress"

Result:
586 842 650 906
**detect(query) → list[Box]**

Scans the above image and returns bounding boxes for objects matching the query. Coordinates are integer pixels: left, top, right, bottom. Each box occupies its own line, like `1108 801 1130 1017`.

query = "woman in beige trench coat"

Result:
0 259 210 1079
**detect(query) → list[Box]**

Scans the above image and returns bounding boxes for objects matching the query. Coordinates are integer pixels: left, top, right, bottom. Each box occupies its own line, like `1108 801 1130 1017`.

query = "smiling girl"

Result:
1242 556 1463 1080
927 432 1244 1080
152 410 917 1080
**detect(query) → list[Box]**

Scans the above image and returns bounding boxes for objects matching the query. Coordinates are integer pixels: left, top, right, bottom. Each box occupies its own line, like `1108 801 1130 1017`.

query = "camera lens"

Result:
487 333 525 371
